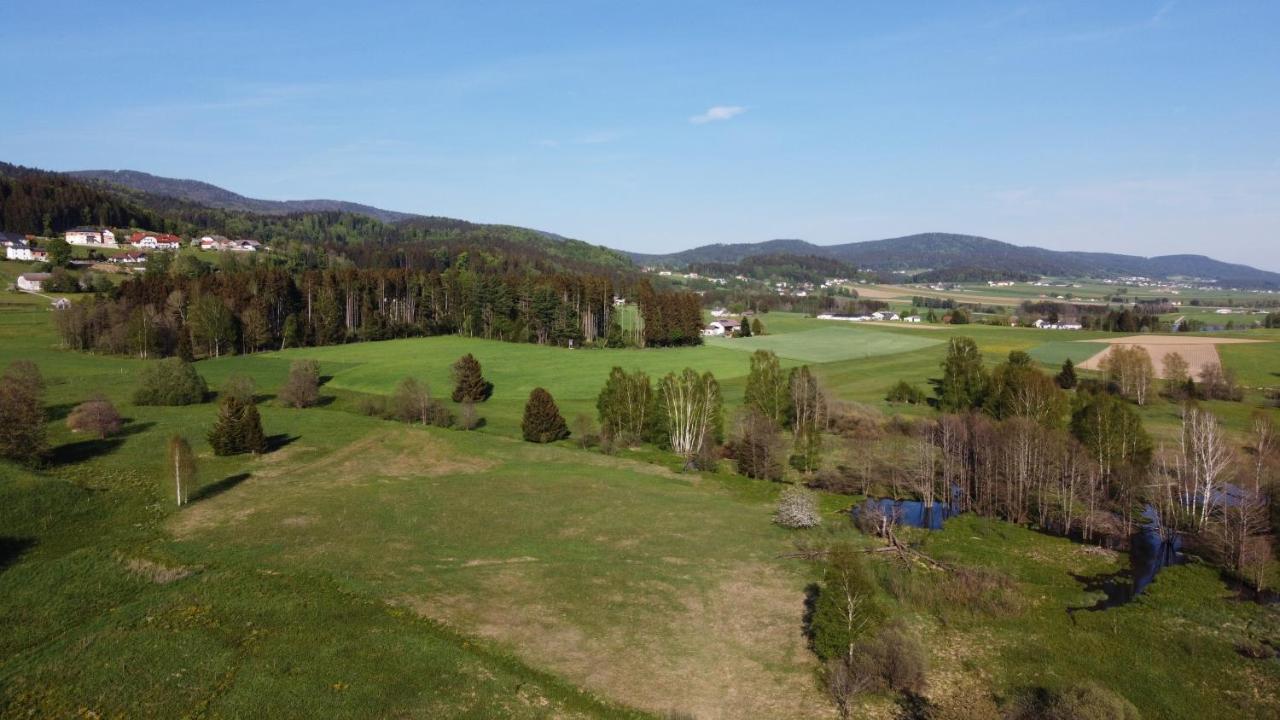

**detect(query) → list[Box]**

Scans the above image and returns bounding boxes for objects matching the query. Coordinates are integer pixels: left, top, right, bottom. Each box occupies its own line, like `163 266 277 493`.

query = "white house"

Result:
702 319 741 336
903 315 922 323
198 235 262 252
65 227 117 247
129 232 182 250
17 273 52 291
870 311 900 321
110 252 148 265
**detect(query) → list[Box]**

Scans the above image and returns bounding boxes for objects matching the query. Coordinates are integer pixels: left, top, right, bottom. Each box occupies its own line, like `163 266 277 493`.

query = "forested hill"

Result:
0 162 633 272
68 169 419 223
631 233 1280 288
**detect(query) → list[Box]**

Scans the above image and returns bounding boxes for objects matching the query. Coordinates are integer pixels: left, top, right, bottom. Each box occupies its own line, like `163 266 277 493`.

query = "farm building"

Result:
703 319 741 336
198 235 262 252
109 252 148 265
129 232 183 250
17 273 52 291
65 227 117 247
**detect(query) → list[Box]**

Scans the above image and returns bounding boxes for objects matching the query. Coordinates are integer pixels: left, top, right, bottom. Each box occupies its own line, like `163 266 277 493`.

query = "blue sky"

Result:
3 1 1278 268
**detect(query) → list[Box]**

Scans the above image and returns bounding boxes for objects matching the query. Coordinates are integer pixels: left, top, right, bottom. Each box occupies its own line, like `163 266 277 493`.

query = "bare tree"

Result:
1101 345 1155 405
168 435 196 507
1169 407 1234 532
658 369 721 460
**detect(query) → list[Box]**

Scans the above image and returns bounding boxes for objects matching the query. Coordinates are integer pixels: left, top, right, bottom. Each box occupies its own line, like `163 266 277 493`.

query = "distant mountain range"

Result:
15 166 1277 288
629 234 1280 288
69 169 419 224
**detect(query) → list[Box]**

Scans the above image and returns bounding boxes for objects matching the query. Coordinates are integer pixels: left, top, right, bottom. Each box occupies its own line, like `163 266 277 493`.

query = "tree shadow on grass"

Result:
117 420 155 437
0 537 36 574
190 473 251 503
45 402 77 422
266 434 299 452
315 395 336 407
49 438 124 465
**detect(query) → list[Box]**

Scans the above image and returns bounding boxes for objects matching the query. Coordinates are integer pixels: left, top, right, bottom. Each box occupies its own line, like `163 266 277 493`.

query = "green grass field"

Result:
2 304 1279 718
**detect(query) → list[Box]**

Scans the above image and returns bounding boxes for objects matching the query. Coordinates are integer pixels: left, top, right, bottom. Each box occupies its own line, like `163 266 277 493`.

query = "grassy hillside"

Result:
2 302 1278 718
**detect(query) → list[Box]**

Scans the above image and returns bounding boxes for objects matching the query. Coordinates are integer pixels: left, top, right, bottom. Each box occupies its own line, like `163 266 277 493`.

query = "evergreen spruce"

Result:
208 396 246 456
176 328 195 362
522 387 569 443
241 403 267 454
1056 358 1078 389
450 353 493 403
208 395 268 455
739 317 752 337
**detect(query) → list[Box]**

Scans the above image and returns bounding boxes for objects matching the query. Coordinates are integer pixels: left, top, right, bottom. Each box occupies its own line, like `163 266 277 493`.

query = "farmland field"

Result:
704 324 943 363
2 300 1280 719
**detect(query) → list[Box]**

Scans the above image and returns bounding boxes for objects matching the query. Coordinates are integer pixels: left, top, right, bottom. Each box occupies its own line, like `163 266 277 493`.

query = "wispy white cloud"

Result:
689 105 746 124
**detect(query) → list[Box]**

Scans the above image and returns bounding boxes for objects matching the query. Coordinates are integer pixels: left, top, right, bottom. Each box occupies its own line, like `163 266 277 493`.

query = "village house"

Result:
109 252 149 265
65 227 118 247
129 232 183 250
870 310 900 321
702 318 741 336
198 235 262 252
17 273 52 292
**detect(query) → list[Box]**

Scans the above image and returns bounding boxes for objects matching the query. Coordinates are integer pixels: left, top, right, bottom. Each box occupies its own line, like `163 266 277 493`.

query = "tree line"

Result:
53 266 705 358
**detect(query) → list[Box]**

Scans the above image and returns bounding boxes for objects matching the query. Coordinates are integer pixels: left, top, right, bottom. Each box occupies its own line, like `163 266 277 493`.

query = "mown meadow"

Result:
2 279 1279 719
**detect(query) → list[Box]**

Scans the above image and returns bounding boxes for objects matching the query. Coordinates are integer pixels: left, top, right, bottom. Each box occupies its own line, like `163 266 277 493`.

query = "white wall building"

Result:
65 227 117 247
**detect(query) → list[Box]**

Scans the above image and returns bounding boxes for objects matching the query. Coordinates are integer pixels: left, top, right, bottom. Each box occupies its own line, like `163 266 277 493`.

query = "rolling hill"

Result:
629 233 1280 288
69 169 418 223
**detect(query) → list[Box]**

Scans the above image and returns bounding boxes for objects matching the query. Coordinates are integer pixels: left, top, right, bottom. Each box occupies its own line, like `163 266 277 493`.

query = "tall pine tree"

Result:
522 387 569 443
451 354 493 403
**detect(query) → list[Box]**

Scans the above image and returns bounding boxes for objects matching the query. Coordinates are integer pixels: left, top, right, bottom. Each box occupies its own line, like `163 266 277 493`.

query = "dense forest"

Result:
0 162 632 273
686 253 869 285
53 262 703 358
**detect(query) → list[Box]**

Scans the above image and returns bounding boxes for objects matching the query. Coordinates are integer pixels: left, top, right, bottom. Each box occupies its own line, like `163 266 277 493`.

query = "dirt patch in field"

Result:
1074 336 1258 380
398 561 831 719
120 556 196 584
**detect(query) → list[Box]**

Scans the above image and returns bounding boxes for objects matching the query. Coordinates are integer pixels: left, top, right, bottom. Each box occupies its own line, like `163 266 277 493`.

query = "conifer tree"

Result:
1056 358 1078 389
451 353 493 403
176 328 195 362
241 403 267 455
522 387 569 443
208 395 246 456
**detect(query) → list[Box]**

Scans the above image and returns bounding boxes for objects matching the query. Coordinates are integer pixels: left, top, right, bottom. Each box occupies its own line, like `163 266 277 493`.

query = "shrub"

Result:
450 353 493 403
809 544 883 662
572 413 599 448
1007 682 1141 720
853 623 928 694
133 358 207 406
775 486 821 528
733 408 784 480
522 387 569 443
392 378 453 427
66 396 123 438
354 395 388 417
278 359 320 408
457 402 482 430
885 380 926 405
1198 362 1243 401
221 375 256 404
0 369 46 463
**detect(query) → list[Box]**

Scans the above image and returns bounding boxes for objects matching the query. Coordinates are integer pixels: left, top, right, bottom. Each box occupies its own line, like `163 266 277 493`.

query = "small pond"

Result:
1070 505 1185 613
853 498 962 530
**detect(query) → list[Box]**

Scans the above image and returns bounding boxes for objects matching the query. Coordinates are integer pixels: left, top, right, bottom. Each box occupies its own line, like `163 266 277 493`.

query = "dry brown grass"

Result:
400 561 833 720
120 556 195 584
